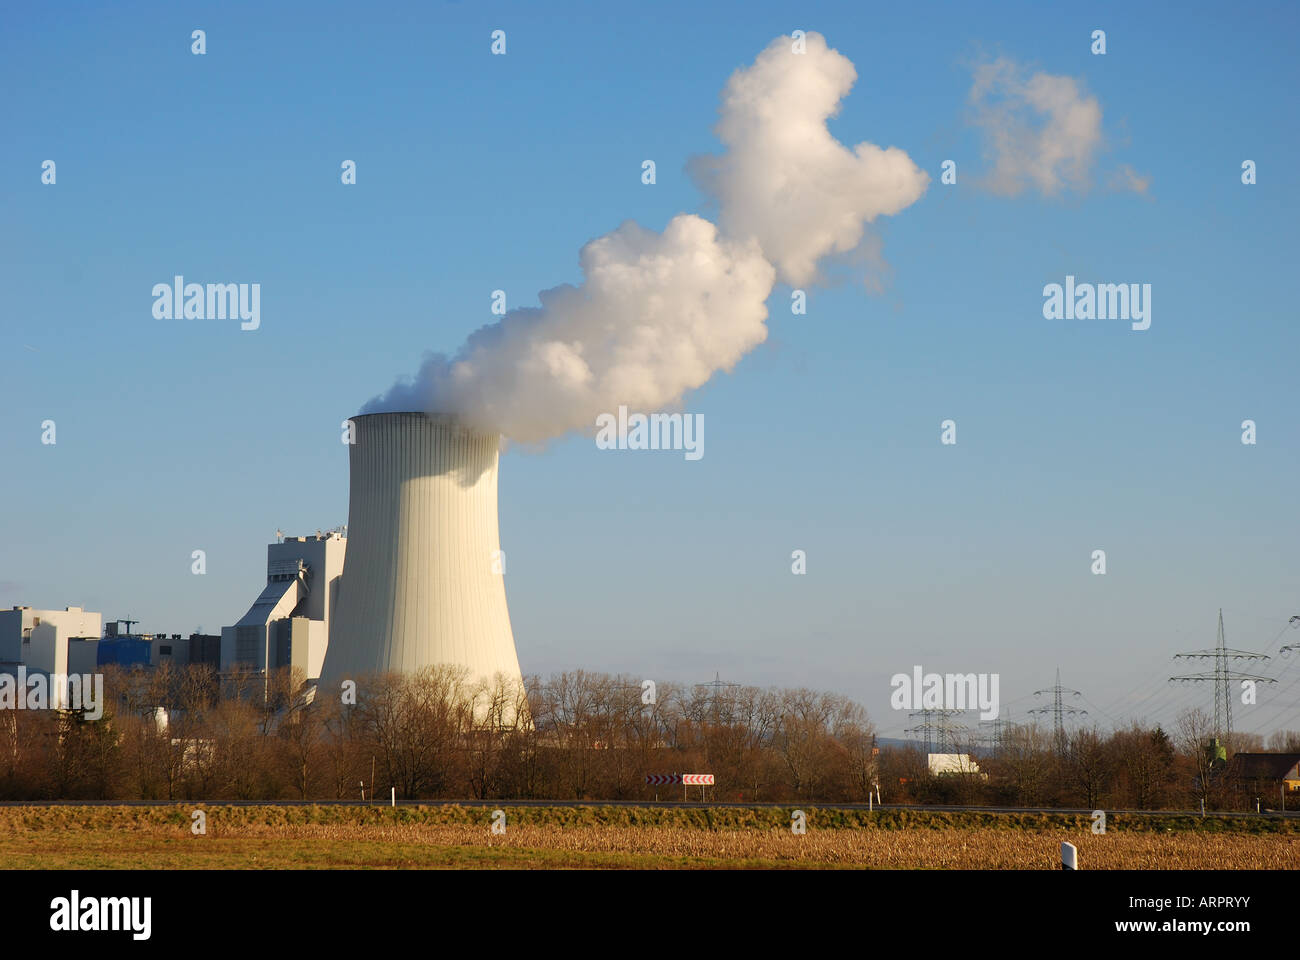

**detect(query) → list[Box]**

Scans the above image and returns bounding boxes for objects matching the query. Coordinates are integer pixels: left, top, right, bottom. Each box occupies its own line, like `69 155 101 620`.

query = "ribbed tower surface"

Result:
320 412 524 693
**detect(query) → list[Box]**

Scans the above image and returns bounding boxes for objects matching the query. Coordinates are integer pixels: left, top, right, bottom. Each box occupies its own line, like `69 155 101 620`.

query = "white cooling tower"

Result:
319 412 524 693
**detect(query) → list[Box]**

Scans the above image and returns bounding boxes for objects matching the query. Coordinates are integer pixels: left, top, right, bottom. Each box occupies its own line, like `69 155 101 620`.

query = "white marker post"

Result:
391 787 396 807
1061 841 1078 871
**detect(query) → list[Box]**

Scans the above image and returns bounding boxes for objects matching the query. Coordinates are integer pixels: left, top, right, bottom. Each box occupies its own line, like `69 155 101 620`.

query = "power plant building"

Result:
0 605 102 678
220 531 346 680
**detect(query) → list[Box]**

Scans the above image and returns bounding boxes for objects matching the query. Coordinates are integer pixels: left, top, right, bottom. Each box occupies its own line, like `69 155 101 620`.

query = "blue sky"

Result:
3 1 1298 739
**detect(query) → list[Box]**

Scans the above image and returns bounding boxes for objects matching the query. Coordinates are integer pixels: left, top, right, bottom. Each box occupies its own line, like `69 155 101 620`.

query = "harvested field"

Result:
0 805 1291 869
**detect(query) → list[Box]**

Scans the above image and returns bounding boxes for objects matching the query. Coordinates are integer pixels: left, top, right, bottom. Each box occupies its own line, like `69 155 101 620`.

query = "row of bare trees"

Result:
0 665 1294 809
0 665 878 803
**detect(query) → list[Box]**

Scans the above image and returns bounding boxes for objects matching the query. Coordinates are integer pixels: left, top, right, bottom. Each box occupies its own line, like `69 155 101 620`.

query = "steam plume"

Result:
691 31 929 286
365 32 927 442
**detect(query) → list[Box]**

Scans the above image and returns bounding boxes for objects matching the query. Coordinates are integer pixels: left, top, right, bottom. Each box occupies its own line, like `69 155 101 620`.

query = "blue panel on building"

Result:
97 638 152 667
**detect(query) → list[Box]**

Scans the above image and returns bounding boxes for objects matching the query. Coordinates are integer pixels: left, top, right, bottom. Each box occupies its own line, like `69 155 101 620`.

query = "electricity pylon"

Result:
980 709 1014 758
695 672 740 722
1171 609 1274 746
1029 668 1086 754
906 709 964 754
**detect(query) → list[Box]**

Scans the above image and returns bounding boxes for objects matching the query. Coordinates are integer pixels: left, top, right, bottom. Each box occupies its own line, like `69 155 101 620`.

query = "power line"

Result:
1092 654 1187 721
1119 676 1203 730
1225 613 1300 734
1077 695 1123 731
1279 615 1300 657
1239 669 1300 735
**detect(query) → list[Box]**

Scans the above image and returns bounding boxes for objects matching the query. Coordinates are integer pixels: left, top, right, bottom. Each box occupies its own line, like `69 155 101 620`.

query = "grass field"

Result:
0 805 1293 869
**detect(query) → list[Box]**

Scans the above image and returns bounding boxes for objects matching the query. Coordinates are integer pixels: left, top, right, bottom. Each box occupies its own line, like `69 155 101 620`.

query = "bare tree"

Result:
465 672 533 798
209 695 270 800
994 723 1053 806
771 689 839 800
1266 730 1300 752
1176 707 1218 806
829 701 877 801
276 676 326 800
355 666 471 798
544 671 605 799
1063 726 1112 808
1109 724 1177 809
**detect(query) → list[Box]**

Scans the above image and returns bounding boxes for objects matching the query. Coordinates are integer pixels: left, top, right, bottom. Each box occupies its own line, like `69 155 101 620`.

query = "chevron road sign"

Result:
645 774 682 785
682 774 715 785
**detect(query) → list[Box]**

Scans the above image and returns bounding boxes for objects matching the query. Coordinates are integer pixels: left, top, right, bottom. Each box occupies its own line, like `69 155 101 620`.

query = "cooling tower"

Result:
319 412 524 694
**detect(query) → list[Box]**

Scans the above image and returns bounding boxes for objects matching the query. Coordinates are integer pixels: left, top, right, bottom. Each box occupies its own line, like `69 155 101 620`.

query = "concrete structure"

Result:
0 606 102 676
188 633 221 668
221 531 345 680
319 412 524 697
151 634 188 667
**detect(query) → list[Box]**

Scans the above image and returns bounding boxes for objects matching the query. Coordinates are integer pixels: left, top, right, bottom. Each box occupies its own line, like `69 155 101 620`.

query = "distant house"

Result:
1227 753 1300 795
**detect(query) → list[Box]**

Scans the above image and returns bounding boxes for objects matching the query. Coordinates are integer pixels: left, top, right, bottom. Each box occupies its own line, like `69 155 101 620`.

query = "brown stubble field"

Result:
0 805 1292 869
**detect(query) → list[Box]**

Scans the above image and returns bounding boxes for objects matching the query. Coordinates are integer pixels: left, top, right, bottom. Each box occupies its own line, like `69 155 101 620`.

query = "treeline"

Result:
0 665 874 803
0 664 1294 809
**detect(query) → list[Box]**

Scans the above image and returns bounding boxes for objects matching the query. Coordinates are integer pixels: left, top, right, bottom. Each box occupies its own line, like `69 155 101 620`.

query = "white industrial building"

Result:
319 412 525 699
220 530 346 681
928 753 985 777
0 605 102 678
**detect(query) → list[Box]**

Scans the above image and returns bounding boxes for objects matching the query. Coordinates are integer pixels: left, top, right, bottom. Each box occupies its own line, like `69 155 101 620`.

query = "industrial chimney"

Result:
319 412 525 697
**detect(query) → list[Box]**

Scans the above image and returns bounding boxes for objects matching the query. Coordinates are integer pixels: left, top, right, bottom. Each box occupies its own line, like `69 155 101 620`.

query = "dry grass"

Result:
0 805 1291 869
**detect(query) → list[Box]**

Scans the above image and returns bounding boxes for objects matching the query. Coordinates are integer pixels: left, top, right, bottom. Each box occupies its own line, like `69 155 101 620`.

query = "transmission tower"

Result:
694 672 740 722
1170 609 1274 746
1028 668 1087 754
979 709 1015 758
906 709 964 754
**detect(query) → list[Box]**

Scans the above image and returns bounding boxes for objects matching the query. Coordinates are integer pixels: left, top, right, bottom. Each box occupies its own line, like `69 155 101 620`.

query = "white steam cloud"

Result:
690 32 929 287
365 32 928 442
368 217 773 443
